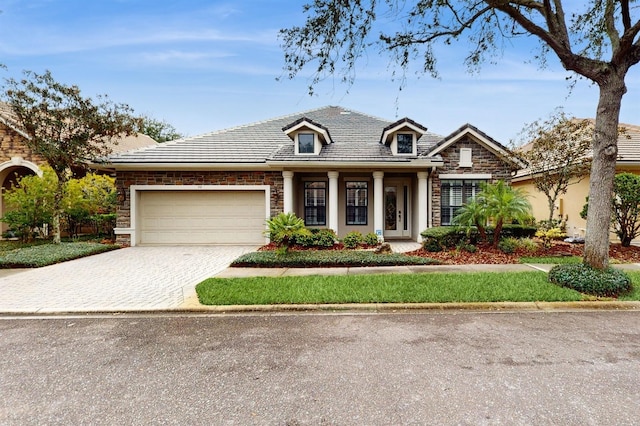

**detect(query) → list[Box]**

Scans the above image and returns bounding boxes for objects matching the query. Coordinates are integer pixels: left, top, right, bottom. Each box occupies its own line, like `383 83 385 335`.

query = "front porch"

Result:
280 170 433 242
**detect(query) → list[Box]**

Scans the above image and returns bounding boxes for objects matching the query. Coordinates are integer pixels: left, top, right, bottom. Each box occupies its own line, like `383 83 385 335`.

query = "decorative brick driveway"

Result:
0 246 257 313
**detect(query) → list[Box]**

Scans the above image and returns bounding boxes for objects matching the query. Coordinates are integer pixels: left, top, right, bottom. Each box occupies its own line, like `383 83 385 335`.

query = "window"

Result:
346 182 368 225
441 179 483 225
304 181 326 225
298 133 315 154
397 133 413 154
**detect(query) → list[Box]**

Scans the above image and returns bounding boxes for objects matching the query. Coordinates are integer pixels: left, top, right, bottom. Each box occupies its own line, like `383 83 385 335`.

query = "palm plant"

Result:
479 181 532 247
452 198 487 242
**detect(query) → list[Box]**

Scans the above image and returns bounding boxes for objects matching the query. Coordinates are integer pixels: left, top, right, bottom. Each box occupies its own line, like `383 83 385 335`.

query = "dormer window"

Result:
282 117 333 156
298 133 315 154
380 117 427 157
397 134 413 154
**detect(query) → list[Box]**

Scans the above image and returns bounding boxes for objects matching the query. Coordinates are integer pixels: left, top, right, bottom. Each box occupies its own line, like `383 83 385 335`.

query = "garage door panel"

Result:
139 190 266 245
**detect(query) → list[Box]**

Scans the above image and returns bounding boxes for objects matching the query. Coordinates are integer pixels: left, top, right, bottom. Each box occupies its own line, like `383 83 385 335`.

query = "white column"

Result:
427 169 433 228
373 171 384 241
417 171 428 242
282 171 294 214
328 171 339 234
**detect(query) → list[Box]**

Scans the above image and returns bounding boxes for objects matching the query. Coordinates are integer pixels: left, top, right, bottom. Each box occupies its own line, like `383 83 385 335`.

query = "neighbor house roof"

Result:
513 120 640 180
0 101 157 155
108 106 445 166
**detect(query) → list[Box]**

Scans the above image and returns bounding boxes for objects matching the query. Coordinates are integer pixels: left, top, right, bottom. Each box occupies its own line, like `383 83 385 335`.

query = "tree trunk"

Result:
52 177 65 244
583 73 627 270
547 196 556 223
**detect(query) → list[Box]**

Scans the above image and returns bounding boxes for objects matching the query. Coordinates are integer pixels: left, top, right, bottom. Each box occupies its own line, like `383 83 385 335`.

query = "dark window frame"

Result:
304 181 326 226
396 133 413 154
440 179 484 226
298 133 315 154
345 181 368 225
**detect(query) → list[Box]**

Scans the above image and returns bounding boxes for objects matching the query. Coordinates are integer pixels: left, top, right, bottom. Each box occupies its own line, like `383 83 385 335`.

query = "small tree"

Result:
583 173 640 247
1 167 56 241
62 173 116 238
452 198 487 242
518 112 593 223
3 70 138 243
479 181 533 247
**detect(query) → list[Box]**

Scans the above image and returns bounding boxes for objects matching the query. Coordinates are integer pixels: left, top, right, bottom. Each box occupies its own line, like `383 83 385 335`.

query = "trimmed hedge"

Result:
548 263 632 297
420 225 537 251
0 242 120 268
231 250 441 268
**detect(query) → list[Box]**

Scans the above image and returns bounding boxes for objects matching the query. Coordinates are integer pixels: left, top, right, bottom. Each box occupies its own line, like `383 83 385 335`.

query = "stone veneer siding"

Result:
115 170 284 245
0 124 44 164
431 137 516 227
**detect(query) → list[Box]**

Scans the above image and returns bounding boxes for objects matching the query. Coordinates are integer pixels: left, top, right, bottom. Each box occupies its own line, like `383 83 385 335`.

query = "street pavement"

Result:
1 311 639 425
0 246 257 313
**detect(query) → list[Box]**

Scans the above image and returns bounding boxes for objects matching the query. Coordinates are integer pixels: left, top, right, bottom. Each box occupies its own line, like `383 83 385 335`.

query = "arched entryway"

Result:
0 158 42 237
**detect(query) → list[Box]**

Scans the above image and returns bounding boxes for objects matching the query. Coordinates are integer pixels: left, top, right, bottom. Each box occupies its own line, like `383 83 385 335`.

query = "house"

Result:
108 106 524 246
0 102 158 236
512 122 640 240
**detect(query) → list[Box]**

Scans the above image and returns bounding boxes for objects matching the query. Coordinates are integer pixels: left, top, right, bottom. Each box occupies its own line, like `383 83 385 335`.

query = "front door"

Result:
384 181 411 238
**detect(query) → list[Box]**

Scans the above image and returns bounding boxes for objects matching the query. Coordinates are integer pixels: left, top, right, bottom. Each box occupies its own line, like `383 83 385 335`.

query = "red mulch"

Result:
407 242 640 265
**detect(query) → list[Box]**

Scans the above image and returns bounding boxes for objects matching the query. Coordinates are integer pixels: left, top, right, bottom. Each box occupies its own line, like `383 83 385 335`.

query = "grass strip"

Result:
231 250 440 268
196 271 585 305
619 272 640 301
0 242 119 268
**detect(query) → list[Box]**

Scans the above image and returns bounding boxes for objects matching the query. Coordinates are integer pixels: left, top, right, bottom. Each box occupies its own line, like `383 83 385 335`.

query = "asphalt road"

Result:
1 311 639 425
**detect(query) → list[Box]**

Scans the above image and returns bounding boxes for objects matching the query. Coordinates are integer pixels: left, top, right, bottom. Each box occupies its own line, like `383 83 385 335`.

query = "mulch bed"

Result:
407 242 640 265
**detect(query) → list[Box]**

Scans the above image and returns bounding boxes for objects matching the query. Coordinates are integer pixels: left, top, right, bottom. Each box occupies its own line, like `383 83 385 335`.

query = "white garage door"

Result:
139 190 266 245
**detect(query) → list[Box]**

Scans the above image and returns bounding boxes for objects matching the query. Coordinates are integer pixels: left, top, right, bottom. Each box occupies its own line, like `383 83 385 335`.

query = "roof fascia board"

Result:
107 162 273 171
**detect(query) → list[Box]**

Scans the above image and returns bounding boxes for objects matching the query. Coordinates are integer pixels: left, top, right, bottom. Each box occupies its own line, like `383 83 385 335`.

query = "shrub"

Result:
456 242 477 253
291 228 336 248
265 213 305 247
498 237 518 254
421 227 469 250
498 224 538 239
364 232 380 246
517 238 539 253
342 231 363 249
231 250 441 268
535 227 566 248
548 264 632 297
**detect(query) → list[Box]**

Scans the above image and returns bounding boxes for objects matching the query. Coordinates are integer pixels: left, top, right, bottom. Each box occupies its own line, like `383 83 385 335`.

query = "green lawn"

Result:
0 241 119 268
196 271 600 305
231 250 440 268
519 256 583 264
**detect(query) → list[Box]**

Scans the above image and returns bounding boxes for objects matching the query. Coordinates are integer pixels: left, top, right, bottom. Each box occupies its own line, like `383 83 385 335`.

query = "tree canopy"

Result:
136 115 184 142
2 69 138 243
281 0 640 269
517 111 593 223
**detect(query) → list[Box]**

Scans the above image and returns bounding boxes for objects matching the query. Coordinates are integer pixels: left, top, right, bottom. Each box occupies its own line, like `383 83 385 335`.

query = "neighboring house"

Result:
512 122 640 240
107 106 524 246
0 102 158 236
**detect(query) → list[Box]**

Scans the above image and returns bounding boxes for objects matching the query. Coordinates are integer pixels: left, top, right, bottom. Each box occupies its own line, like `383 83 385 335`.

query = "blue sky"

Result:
0 0 637 144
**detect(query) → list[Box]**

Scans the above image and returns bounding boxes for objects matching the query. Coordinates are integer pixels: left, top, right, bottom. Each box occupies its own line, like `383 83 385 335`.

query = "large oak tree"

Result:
3 70 138 243
280 0 640 270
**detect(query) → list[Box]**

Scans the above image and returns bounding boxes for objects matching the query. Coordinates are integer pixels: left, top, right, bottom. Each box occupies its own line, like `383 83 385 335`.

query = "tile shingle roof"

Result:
108 106 444 164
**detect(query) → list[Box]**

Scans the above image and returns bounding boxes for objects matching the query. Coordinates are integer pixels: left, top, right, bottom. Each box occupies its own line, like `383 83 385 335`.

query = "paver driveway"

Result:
0 246 257 313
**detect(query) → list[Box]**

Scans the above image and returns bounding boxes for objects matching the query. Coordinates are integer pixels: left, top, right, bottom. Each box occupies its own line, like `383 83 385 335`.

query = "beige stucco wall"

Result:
514 165 640 243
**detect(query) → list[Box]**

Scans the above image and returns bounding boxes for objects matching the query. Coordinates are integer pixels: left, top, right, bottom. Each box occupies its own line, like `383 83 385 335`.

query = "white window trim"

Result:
439 173 492 180
294 132 320 155
114 184 271 247
392 133 416 156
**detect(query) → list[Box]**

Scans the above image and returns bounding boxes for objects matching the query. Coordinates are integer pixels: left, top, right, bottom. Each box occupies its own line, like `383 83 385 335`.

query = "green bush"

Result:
498 237 519 254
497 224 538 239
364 232 380 246
456 242 477 253
517 237 539 253
342 231 363 249
548 264 632 297
421 227 469 250
292 228 337 248
231 250 441 268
